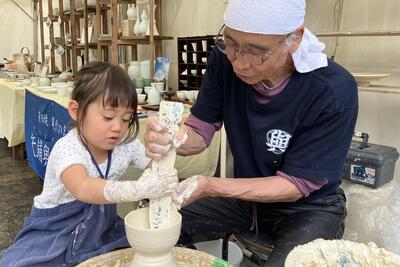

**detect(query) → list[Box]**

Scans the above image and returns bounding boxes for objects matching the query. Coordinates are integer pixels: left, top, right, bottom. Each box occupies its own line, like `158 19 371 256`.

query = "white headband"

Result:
223 0 327 73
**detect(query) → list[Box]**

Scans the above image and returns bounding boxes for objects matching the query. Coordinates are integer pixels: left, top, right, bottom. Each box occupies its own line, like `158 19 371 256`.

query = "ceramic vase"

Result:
138 10 148 35
127 4 137 20
128 61 141 81
88 49 98 62
145 3 159 36
133 5 141 36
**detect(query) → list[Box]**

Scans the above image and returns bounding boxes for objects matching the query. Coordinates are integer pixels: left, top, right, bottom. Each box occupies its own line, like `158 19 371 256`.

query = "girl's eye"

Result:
122 116 133 123
103 116 113 121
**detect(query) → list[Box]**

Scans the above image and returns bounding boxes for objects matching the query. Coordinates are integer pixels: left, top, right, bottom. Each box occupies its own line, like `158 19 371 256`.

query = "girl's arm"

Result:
60 164 177 204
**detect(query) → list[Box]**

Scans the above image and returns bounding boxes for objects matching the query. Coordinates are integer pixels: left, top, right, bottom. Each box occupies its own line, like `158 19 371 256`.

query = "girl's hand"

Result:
103 168 179 203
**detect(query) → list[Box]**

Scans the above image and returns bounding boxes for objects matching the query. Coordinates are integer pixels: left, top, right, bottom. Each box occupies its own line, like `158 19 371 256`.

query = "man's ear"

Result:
68 100 79 121
288 26 304 54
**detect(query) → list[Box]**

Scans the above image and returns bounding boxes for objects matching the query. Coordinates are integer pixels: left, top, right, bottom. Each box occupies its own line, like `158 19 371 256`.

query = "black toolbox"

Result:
343 132 399 188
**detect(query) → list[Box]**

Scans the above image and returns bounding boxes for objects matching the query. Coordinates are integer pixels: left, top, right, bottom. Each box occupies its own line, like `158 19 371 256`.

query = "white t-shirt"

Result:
34 129 151 209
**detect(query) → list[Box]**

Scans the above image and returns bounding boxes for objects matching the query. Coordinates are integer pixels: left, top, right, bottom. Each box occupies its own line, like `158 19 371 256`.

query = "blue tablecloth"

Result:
25 90 71 180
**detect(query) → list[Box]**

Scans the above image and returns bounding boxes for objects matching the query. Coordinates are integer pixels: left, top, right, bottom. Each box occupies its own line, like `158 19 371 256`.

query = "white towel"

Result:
223 0 327 73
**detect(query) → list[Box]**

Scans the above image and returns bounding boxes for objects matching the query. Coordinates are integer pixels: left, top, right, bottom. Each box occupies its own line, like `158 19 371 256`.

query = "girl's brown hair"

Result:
71 62 139 144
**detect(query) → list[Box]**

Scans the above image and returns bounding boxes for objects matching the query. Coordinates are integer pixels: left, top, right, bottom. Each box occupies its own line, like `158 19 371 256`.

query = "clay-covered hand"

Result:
103 168 179 203
143 117 171 160
172 126 188 148
172 175 208 209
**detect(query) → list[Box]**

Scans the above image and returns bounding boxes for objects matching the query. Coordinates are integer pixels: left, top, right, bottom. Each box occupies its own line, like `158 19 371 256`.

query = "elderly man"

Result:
144 0 358 265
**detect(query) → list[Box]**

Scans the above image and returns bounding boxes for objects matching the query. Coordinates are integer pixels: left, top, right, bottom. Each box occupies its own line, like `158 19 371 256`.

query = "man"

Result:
144 0 358 265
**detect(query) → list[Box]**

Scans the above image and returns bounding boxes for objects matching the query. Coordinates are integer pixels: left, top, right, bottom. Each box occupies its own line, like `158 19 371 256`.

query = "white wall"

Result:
0 0 35 60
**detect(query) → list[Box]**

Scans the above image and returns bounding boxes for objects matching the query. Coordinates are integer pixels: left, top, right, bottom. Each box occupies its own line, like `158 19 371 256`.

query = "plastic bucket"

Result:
194 239 243 267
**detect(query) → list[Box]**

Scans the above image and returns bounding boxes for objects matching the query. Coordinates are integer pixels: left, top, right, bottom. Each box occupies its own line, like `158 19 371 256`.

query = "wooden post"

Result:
111 0 119 65
48 0 56 73
59 0 67 70
39 0 45 64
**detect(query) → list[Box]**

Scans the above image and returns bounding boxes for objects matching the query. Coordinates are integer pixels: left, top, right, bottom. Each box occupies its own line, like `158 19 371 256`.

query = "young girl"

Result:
0 62 178 267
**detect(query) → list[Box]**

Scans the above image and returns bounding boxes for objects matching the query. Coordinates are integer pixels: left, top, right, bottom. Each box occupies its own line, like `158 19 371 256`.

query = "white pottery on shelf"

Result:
145 3 159 36
147 84 161 105
133 5 141 35
88 49 98 62
138 10 148 35
128 61 141 81
140 60 151 80
125 208 182 267
127 4 137 20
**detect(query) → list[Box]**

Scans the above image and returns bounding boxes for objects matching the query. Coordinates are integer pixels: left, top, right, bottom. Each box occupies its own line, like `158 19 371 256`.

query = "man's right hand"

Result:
144 117 171 160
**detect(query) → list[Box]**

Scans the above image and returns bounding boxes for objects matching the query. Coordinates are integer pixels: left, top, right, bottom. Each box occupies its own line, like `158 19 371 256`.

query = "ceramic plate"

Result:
352 73 391 86
37 86 57 93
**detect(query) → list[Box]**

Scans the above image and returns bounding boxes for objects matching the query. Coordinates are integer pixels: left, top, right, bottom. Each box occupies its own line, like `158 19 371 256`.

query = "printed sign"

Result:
25 90 71 180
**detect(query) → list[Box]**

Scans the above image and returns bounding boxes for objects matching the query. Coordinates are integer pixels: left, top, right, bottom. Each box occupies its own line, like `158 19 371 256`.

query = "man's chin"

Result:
237 74 258 85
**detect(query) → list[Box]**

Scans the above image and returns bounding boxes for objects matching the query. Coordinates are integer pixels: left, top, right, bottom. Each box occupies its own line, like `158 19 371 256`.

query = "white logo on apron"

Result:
266 129 292 154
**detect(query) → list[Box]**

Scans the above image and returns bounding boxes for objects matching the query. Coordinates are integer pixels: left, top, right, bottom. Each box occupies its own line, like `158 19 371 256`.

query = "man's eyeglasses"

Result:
214 25 291 66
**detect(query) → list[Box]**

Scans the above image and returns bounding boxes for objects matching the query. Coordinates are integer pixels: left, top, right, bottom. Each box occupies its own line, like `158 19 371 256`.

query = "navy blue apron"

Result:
0 149 129 267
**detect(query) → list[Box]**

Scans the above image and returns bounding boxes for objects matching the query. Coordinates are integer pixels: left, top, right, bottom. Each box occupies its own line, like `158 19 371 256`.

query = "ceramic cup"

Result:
144 86 152 95
39 77 51 86
137 93 146 102
176 91 186 101
202 40 207 51
56 84 68 97
184 90 195 102
151 82 165 92
136 88 143 95
190 69 197 76
191 42 197 52
182 52 187 63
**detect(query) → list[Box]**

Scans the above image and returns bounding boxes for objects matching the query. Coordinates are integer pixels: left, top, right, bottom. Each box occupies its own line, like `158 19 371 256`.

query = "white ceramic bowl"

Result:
137 94 146 102
176 91 186 101
184 90 195 102
136 88 142 95
151 82 165 92
125 208 182 267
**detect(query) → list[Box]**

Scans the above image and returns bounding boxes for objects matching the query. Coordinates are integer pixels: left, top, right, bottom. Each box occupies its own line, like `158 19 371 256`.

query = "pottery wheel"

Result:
75 247 234 267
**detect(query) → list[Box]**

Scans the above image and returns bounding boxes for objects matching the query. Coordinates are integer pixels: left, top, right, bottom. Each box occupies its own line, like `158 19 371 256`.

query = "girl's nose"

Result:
112 120 122 132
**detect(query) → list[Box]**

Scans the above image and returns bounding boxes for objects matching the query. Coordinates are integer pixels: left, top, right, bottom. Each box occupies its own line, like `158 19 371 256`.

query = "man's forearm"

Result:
205 175 303 202
176 125 208 156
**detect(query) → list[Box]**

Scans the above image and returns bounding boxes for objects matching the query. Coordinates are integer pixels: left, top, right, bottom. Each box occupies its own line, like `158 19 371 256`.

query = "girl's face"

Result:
81 100 134 156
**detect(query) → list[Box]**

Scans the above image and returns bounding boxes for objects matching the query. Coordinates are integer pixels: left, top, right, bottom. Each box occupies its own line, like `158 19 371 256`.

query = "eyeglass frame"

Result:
213 24 293 66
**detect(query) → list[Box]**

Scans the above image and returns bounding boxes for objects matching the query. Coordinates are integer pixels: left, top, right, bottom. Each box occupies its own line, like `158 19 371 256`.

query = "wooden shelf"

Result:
65 43 99 49
118 36 173 45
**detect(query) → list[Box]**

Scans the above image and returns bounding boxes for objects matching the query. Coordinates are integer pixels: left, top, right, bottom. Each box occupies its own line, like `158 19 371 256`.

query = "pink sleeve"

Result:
184 114 223 146
276 171 328 197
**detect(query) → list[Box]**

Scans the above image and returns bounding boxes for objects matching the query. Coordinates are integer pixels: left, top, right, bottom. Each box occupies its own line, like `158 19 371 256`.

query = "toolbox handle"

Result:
354 131 369 149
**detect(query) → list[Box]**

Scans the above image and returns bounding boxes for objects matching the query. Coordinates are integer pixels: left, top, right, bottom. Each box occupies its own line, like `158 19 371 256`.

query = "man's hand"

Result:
144 117 171 160
173 175 209 209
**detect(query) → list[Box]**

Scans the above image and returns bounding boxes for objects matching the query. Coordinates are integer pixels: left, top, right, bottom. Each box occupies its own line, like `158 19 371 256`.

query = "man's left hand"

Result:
173 175 209 209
